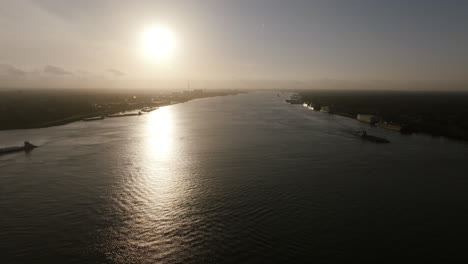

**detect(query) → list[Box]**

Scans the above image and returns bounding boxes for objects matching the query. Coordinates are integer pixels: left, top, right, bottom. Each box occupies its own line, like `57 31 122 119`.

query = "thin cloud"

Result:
77 70 91 75
108 68 125 76
0 64 26 77
44 65 72 75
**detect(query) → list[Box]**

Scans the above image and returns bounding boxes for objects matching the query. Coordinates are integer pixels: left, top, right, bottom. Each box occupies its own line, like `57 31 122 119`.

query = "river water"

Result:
1 92 468 263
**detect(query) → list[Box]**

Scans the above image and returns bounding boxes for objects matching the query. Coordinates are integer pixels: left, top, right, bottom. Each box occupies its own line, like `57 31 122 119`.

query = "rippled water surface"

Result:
1 92 468 263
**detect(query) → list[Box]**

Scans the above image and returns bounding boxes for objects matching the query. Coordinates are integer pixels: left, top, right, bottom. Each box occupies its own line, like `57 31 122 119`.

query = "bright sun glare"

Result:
141 25 176 61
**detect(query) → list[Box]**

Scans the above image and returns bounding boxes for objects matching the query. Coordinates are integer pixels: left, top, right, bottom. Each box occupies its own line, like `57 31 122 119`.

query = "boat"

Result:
0 141 38 155
352 130 389 143
82 116 104 121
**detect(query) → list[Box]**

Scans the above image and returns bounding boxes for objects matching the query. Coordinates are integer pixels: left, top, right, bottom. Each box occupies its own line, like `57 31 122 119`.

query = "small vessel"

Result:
352 130 389 143
82 116 104 121
0 141 38 155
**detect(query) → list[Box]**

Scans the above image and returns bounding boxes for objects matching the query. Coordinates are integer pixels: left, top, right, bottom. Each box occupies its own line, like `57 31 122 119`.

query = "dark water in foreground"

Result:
1 92 468 263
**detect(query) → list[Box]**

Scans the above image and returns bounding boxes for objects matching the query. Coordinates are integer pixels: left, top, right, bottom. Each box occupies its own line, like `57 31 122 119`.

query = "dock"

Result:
106 112 142 118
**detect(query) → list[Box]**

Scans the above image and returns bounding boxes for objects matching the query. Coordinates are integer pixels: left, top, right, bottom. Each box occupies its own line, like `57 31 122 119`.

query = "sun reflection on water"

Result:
139 105 189 218
105 105 199 262
145 107 174 160
141 106 177 207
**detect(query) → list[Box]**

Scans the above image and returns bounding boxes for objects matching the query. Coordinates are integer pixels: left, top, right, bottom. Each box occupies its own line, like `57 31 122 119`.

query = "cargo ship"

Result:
0 141 38 155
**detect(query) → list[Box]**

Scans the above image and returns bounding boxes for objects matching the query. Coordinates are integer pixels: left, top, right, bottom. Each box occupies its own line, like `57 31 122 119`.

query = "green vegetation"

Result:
299 90 468 141
0 89 240 130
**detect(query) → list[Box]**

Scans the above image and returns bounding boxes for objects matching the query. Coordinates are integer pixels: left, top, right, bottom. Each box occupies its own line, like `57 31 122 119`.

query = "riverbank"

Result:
297 90 468 141
0 89 242 130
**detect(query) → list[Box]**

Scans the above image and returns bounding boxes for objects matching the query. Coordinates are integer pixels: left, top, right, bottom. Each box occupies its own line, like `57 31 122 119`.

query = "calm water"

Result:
1 92 468 263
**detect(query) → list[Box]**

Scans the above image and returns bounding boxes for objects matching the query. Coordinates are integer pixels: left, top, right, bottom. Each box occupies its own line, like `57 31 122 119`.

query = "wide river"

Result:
1 92 468 263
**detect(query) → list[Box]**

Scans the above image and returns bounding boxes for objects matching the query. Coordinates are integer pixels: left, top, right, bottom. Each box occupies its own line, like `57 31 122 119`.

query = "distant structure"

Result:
183 89 204 96
302 102 317 111
357 114 381 124
285 94 302 104
320 106 331 113
185 81 204 95
377 122 402 132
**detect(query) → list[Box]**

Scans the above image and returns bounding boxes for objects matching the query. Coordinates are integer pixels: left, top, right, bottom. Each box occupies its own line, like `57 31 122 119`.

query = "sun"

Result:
141 25 176 61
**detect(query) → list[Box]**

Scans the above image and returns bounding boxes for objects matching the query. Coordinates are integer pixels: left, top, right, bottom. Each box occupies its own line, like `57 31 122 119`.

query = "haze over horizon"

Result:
1 0 468 90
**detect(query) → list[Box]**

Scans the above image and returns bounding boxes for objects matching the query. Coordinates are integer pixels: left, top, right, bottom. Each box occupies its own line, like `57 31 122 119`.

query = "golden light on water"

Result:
140 25 176 62
145 106 174 159
140 106 177 208
118 105 188 245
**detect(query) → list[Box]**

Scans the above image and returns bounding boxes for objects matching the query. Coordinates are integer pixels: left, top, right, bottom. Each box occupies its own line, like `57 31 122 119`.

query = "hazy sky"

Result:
1 0 468 89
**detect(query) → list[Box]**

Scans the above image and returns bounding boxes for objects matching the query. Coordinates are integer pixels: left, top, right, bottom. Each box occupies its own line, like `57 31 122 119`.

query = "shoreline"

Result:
296 90 468 142
307 106 468 142
0 91 242 131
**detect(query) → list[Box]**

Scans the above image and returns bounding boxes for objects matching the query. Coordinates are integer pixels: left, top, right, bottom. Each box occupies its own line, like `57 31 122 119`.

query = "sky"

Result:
1 0 468 89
